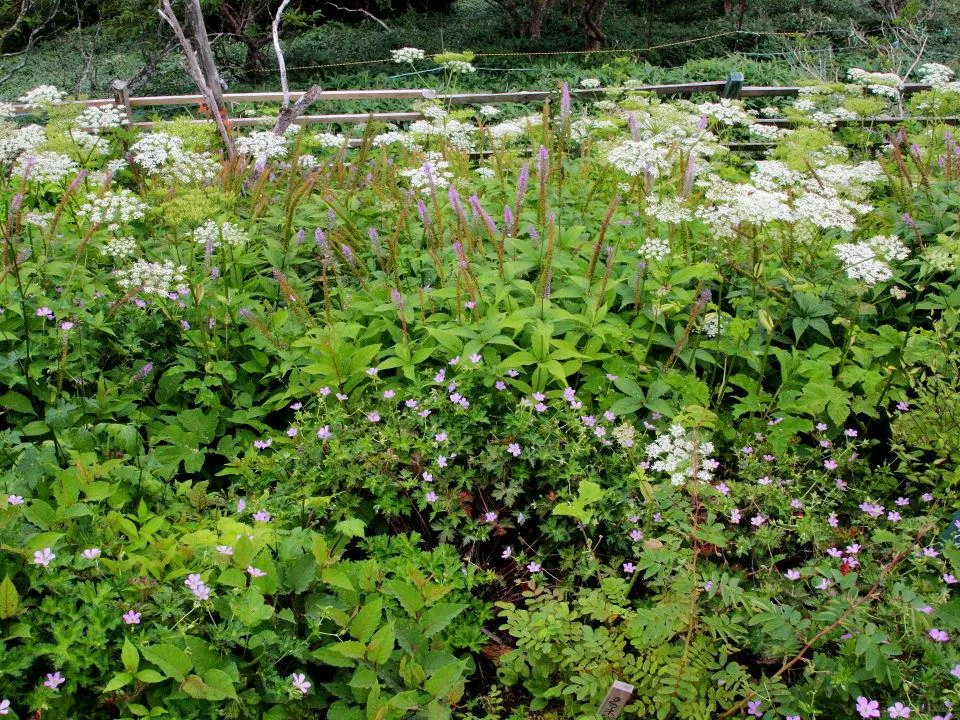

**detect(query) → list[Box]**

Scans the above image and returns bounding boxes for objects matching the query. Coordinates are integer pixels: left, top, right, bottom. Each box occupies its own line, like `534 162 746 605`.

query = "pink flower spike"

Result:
123 610 141 625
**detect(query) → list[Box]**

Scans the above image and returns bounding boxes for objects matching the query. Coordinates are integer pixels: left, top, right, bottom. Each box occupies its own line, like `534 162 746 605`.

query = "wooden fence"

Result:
7 74 945 134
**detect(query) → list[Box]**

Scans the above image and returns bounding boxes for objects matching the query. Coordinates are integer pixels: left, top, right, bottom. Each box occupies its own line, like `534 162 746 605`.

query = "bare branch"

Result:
321 2 392 31
272 84 321 135
271 0 293 109
158 0 235 158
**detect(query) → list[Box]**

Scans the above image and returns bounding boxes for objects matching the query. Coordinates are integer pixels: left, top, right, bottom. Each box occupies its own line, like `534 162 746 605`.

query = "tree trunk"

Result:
184 0 225 109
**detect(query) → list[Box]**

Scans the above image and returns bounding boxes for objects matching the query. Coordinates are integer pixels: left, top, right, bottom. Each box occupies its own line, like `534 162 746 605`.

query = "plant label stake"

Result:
598 681 634 718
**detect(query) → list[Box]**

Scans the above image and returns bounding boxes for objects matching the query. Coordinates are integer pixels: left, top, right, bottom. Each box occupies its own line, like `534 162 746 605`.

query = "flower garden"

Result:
1 61 960 719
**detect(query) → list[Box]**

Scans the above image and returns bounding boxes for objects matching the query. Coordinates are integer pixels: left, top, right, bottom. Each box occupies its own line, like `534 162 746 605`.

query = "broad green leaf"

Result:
349 598 383 643
0 576 19 619
104 672 134 692
419 604 465 639
382 579 423 616
335 518 366 539
230 586 274 627
140 643 193 681
122 638 139 673
366 623 395 664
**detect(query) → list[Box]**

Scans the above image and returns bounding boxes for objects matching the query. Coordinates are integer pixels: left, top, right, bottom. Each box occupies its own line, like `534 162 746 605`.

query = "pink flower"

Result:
923 547 940 558
81 548 101 559
951 663 960 679
316 425 332 440
35 307 53 319
823 459 838 470
383 389 395 399
252 510 271 523
365 367 378 376
44 672 65 690
5 495 24 506
483 511 498 523
367 412 380 423
286 427 298 438
501 546 512 559
929 628 949 643
747 700 763 717
526 561 541 573
253 439 272 450
495 380 507 390
123 610 141 625
0 699 10 715
888 703 911 718
470 353 482 363
435 431 447 442
247 566 267 577
784 569 801 581
751 514 766 527
857 697 881 719
507 443 521 457
290 672 311 695
623 562 635 574
425 491 438 503
216 545 234 555
33 548 55 567
60 321 74 330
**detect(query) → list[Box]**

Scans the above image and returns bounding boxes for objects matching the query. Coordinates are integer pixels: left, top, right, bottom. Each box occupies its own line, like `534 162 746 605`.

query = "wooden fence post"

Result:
112 79 133 126
722 71 744 99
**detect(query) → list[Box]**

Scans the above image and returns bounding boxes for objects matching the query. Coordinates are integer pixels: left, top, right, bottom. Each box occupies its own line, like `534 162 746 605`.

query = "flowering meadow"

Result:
2 60 960 720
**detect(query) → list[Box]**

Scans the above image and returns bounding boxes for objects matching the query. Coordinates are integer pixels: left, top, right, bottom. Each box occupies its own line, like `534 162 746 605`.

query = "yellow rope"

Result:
284 30 807 71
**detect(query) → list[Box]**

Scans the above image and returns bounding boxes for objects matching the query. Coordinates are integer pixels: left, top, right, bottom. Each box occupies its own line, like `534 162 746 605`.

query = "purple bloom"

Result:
367 412 381 423
247 566 267 577
630 529 643 542
823 459 838 470
44 672 65 690
33 548 55 567
291 673 311 695
6 495 24 506
435 431 447 442
502 546 512 559
425 491 438 503
856 697 881 718
253 438 272 450
747 700 763 717
0 699 10 714
252 510 271 523
317 426 332 440
123 610 141 625
507 443 521 457
526 561 541 573
35 307 53 319
484 511 498 523
131 362 154 383
623 562 636 574
929 628 949 642
81 548 101 560
784 569 801 581
888 703 911 718
286 427 298 438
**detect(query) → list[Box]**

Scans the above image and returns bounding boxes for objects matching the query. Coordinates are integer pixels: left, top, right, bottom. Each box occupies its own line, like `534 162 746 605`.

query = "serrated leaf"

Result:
104 672 134 692
334 518 366 539
135 669 165 683
366 623 395 664
419 603 465 639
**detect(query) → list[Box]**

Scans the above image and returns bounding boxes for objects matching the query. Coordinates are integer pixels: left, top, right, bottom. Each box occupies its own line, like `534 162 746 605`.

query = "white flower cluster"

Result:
14 151 78 183
442 60 476 74
18 85 67 108
391 47 425 64
747 123 785 140
918 63 956 86
314 132 344 148
235 130 289 160
752 161 801 190
848 68 902 89
697 179 793 236
0 103 16 119
193 220 248 250
646 197 693 224
400 160 453 193
475 166 496 178
477 105 500 118
793 98 817 112
867 84 900 100
579 78 601 88
696 99 753 126
792 189 862 232
102 235 137 259
76 105 126 130
487 115 541 143
701 312 725 338
570 118 616 141
638 237 671 261
116 259 187 297
0 123 46 163
645 424 717 486
78 188 147 230
607 139 671 178
25 211 53 230
422 105 448 120
834 235 910 285
371 131 421 150
68 128 109 155
408 117 475 152
130 132 218 184
811 107 858 127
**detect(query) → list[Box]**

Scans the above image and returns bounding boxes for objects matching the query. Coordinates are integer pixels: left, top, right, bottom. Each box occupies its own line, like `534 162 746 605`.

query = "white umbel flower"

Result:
77 188 147 230
194 220 248 250
314 132 344 148
645 424 716 486
0 123 46 162
235 130 289 160
102 236 138 259
76 105 126 130
18 85 67 108
14 152 78 183
391 47 425 64
116 259 187 297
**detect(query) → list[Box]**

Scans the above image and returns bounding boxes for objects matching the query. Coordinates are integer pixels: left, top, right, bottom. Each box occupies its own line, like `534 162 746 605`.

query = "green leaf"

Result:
104 672 134 692
349 598 383 643
366 623 395 664
180 670 236 701
135 669 165 683
382 579 423 616
335 518 366 539
140 643 193 681
0 576 19 619
423 661 464 699
0 391 35 415
321 566 355 592
122 638 140 674
230 586 275 627
331 640 368 659
419 603 465 639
